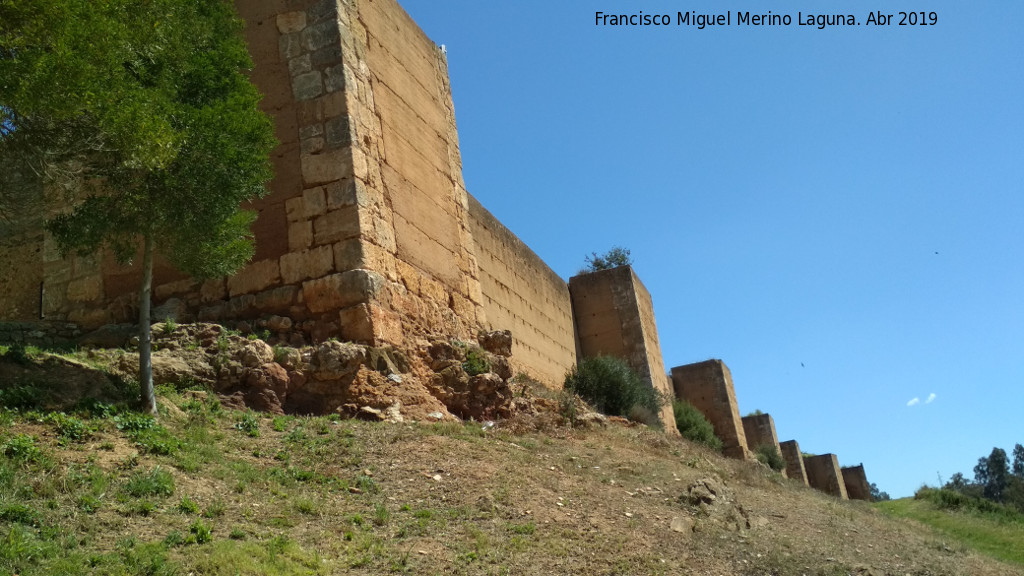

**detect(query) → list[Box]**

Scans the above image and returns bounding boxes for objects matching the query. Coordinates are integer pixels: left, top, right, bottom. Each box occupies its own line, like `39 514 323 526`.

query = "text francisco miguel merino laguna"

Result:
596 11 939 29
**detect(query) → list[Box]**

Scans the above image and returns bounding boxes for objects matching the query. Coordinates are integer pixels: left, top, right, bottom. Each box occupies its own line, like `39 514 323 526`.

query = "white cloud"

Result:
907 397 920 407
926 393 937 404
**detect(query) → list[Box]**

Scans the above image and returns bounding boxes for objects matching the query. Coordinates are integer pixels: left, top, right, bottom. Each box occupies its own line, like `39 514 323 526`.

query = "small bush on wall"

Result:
564 356 660 425
672 400 723 451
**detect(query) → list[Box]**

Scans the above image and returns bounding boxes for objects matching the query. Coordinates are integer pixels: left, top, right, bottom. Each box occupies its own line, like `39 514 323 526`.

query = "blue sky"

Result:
397 1 1024 498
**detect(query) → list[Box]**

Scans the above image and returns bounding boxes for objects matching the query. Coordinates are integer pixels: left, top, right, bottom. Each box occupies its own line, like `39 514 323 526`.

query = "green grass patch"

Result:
876 492 1024 567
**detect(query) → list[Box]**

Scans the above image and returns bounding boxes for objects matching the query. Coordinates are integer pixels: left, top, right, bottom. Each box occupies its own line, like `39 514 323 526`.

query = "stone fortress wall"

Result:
0 0 873 494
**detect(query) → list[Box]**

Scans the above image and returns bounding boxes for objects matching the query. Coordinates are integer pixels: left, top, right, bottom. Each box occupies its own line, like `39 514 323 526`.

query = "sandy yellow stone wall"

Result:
569 267 679 434
467 195 576 386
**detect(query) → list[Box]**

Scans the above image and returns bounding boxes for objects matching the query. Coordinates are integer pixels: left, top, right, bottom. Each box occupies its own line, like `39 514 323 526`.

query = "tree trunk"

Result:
139 232 157 415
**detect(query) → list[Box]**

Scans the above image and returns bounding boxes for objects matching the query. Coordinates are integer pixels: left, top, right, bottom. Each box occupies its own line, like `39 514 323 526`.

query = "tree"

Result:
1013 443 1024 479
869 483 890 502
974 447 1010 502
1 0 276 414
583 246 632 272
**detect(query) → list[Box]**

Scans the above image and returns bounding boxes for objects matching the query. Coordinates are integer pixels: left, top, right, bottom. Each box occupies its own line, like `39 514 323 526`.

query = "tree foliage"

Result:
1 0 276 412
946 444 1023 512
869 482 891 502
583 246 632 272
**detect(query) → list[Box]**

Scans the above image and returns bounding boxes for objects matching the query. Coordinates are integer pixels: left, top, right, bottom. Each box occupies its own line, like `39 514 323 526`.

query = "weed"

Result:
177 495 200 514
229 527 246 540
295 498 317 515
188 520 213 544
462 347 491 376
78 495 102 513
0 503 41 526
234 412 260 437
164 531 185 547
373 503 390 525
123 466 175 498
203 498 226 518
507 521 536 535
2 434 47 465
161 318 177 335
355 474 379 494
49 412 90 444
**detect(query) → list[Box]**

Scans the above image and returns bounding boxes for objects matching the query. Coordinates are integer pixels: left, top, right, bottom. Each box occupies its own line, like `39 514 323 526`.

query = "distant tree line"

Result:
943 443 1024 512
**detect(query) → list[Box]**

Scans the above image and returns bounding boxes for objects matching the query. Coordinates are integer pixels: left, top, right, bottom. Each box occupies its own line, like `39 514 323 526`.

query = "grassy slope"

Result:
0 348 1022 575
875 497 1024 567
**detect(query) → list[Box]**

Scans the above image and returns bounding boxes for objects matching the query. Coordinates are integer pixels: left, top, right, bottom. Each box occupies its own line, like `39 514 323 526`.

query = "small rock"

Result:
670 516 693 534
387 373 402 383
356 406 384 421
477 330 512 356
427 412 445 421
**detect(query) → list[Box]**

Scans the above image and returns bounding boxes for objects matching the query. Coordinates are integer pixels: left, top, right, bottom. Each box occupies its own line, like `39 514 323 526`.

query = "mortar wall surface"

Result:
841 465 872 501
671 360 749 458
780 440 809 486
742 414 780 451
467 195 576 386
804 454 849 499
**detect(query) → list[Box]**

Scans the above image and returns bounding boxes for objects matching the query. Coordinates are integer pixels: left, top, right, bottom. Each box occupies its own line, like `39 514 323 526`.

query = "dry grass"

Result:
0 350 1021 575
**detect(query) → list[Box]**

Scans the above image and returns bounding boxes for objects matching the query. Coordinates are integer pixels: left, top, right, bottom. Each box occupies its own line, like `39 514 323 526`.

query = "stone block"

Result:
227 259 280 297
313 207 360 245
288 54 312 77
303 186 327 217
780 440 809 486
301 19 340 52
302 270 384 314
301 148 352 186
288 220 314 251
154 278 198 301
325 63 347 93
841 465 872 501
254 286 299 313
804 454 849 499
325 116 355 149
66 275 103 302
326 179 369 210
671 359 749 459
285 197 306 223
276 11 307 34
337 303 373 342
292 70 323 101
280 245 335 285
200 278 226 303
310 44 343 69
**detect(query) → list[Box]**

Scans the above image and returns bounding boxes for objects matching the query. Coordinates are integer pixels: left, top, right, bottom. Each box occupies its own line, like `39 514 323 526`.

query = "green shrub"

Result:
48 412 89 444
672 400 722 451
462 348 491 376
563 356 661 422
0 384 44 410
753 444 786 472
583 246 632 272
915 486 1024 521
1 434 46 464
